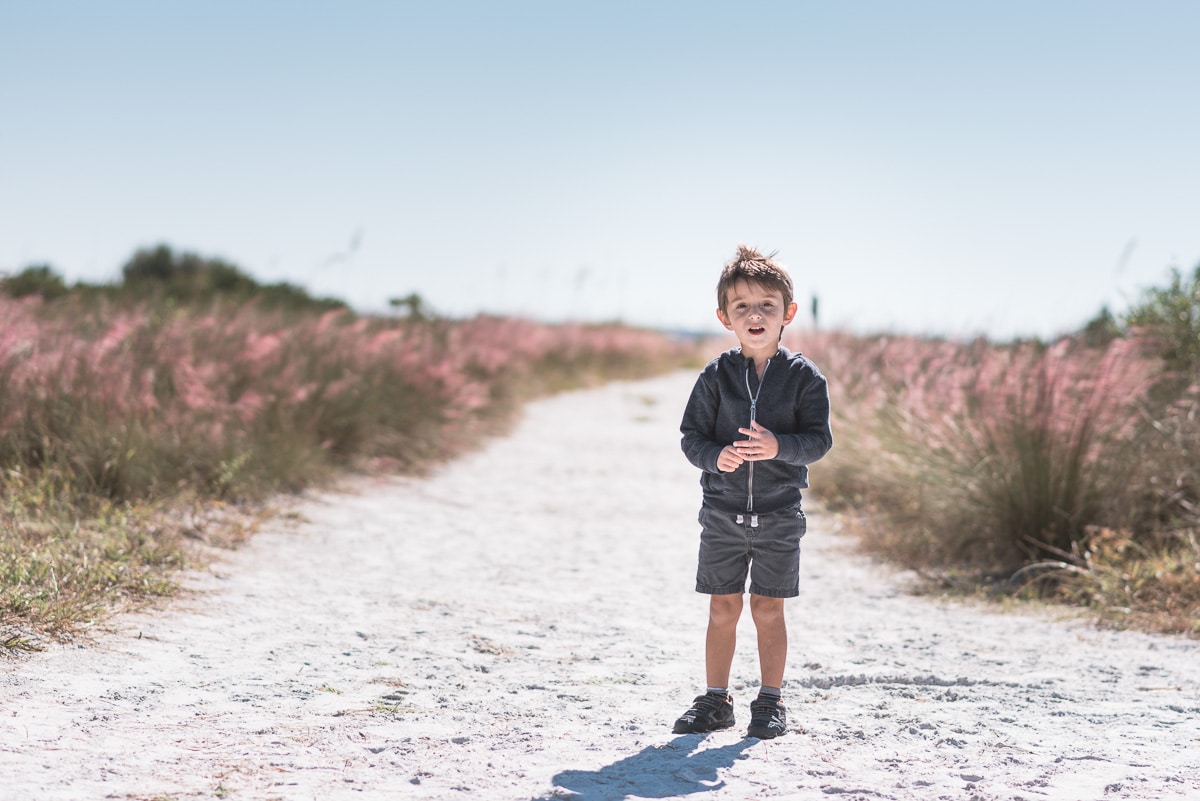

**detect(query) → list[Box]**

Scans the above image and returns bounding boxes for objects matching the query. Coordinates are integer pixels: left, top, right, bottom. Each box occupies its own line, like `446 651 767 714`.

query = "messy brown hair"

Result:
716 244 794 315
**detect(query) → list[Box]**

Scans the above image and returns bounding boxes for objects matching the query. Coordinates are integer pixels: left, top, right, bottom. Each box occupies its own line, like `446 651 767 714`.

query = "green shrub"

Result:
2 264 69 300
1125 262 1200 373
119 244 346 312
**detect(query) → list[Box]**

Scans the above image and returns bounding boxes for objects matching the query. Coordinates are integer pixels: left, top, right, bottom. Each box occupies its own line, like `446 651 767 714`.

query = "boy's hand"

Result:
716 445 745 472
735 421 779 461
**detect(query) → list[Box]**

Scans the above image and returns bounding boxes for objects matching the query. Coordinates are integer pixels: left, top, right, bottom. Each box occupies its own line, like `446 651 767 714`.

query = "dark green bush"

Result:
1124 263 1200 374
2 264 69 300
120 244 346 312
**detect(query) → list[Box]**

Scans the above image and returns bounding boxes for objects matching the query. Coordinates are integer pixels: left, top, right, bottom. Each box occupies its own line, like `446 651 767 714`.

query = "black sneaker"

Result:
672 693 735 734
746 697 788 739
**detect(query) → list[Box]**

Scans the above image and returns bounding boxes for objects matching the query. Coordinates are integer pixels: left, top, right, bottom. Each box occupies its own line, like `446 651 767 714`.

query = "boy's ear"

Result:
715 308 733 330
782 302 799 326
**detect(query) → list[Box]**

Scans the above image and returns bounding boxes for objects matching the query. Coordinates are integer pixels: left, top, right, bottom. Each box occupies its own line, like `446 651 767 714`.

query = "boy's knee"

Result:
749 594 785 621
709 593 743 625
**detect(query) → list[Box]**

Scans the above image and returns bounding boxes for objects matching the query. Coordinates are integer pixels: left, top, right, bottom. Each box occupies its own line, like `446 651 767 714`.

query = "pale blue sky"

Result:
3 1 1198 339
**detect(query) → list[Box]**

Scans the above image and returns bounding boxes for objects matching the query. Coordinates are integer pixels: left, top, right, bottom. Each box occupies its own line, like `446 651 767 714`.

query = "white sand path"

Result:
3 371 1199 801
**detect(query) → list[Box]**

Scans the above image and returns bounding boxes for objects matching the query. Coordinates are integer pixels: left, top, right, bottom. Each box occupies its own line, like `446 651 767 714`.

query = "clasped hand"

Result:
716 421 779 472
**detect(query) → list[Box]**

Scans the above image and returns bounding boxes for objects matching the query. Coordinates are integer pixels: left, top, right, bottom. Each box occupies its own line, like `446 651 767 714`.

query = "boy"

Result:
675 245 833 739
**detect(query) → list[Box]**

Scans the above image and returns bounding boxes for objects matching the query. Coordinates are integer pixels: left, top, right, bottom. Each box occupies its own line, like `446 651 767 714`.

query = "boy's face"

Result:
716 280 798 351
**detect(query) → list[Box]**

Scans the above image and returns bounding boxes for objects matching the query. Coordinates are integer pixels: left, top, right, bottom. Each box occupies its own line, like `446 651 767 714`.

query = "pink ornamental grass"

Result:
1 296 689 506
795 330 1161 570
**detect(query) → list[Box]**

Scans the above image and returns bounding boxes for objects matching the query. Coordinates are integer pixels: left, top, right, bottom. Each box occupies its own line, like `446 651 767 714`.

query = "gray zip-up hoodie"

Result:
680 346 833 515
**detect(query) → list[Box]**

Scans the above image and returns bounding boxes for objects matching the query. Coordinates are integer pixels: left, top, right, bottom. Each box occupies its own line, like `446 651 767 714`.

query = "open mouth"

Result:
749 326 766 336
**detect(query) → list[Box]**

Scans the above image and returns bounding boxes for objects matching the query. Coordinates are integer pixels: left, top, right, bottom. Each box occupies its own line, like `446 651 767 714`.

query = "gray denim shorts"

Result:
695 505 807 598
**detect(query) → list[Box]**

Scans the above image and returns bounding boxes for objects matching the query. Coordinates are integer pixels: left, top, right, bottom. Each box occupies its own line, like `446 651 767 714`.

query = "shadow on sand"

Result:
533 734 758 801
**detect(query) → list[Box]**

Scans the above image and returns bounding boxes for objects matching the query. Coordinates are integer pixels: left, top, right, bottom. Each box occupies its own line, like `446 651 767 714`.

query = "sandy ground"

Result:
2 370 1199 801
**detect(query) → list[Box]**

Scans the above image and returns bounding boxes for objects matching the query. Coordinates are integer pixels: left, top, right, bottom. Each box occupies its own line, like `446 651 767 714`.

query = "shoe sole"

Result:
673 717 736 734
746 727 786 739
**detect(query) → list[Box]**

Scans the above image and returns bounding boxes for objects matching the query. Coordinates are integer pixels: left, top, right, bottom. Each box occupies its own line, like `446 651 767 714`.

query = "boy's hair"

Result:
717 244 794 314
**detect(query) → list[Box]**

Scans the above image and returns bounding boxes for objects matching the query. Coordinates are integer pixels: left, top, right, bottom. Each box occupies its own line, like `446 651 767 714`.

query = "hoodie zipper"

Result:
743 358 770 522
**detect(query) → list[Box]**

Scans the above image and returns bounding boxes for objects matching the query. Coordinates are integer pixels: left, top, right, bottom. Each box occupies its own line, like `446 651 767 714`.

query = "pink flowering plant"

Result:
795 327 1199 635
1 298 689 504
0 294 695 647
797 330 1158 567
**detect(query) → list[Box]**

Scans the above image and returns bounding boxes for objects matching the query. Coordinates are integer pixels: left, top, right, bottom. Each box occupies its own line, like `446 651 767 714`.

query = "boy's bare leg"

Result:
749 594 787 689
705 593 743 688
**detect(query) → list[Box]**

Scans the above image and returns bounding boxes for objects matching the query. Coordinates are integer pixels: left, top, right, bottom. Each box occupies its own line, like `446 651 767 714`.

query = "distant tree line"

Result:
1 244 347 313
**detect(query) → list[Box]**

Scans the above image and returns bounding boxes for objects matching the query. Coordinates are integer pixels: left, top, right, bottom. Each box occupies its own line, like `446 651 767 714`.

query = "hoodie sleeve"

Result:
774 365 833 467
680 368 726 474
